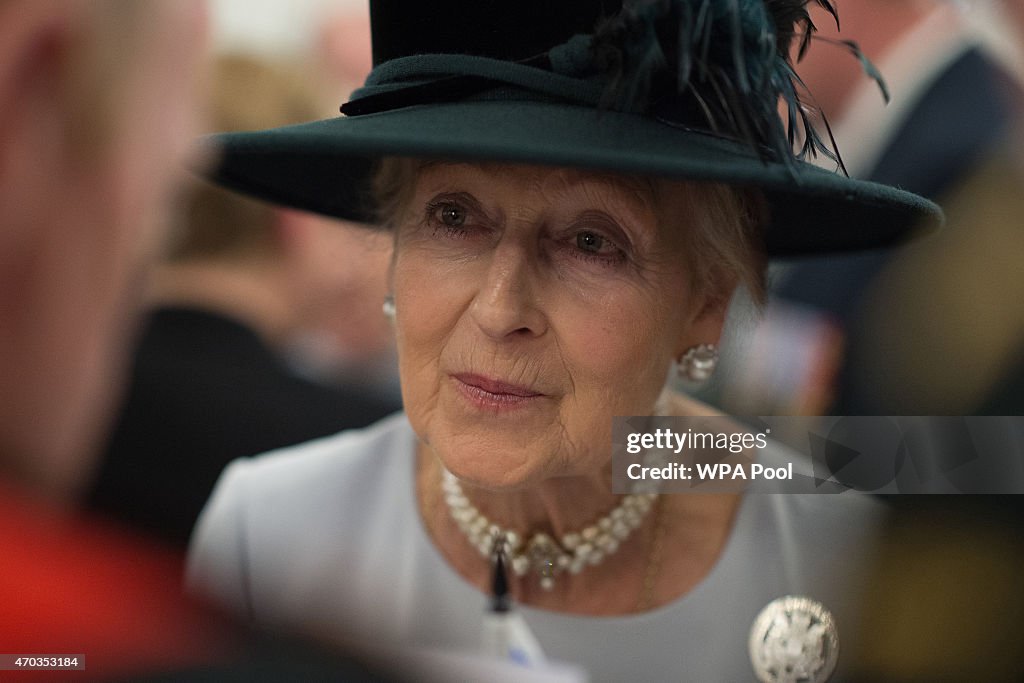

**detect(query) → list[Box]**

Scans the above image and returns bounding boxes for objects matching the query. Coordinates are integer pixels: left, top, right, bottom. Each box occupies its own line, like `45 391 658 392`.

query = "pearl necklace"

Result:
441 470 658 591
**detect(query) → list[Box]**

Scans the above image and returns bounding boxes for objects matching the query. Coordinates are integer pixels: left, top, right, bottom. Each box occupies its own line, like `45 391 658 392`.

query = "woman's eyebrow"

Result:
416 163 659 225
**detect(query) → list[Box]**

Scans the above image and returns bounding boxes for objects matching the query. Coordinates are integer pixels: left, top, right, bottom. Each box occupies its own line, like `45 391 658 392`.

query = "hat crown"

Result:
356 0 844 170
369 0 622 65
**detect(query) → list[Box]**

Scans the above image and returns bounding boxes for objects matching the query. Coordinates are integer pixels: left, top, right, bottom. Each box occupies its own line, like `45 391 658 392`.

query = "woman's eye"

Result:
572 228 625 262
424 199 474 237
576 230 605 253
557 223 629 267
438 203 466 227
425 198 475 234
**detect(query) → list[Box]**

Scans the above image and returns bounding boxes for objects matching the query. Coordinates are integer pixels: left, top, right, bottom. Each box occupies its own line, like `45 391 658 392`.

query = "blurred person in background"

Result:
290 8 401 398
87 54 400 549
844 0 1024 416
0 0 234 678
0 5 397 681
764 0 1024 416
711 0 1021 417
316 4 373 98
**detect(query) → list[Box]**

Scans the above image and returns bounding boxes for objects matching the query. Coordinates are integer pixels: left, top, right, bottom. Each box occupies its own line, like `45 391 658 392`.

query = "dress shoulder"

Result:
185 412 415 619
211 410 410 494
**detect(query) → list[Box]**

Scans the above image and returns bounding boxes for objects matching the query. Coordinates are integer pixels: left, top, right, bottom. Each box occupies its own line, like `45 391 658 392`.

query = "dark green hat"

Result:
208 0 942 256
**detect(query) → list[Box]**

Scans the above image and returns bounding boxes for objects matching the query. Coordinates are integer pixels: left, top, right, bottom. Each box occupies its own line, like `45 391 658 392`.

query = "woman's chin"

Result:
434 444 552 492
419 414 613 492
441 459 534 492
416 417 544 485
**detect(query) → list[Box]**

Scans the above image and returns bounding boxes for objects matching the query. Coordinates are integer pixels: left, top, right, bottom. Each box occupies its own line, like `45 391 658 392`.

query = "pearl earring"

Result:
382 294 396 319
677 344 718 383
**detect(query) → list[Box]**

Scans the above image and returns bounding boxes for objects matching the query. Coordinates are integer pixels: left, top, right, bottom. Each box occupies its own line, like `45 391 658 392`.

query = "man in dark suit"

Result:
771 0 1022 416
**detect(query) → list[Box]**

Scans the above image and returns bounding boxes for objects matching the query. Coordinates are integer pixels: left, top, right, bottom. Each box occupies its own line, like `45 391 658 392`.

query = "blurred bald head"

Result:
0 0 208 502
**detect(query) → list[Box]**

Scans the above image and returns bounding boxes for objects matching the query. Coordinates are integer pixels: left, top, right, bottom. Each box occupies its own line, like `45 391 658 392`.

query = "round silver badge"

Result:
748 595 839 683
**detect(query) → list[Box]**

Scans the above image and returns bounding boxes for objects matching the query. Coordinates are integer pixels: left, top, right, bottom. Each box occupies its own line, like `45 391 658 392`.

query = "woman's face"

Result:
393 163 722 489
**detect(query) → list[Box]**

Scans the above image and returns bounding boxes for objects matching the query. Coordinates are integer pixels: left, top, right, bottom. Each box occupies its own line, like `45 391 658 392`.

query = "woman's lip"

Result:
451 373 544 398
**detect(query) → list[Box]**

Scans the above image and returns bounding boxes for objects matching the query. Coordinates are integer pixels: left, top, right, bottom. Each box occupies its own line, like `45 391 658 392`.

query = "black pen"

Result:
481 535 546 665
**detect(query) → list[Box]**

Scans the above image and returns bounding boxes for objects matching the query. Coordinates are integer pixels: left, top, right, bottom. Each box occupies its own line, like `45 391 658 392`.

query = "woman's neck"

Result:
428 390 723 537
415 434 742 615
447 459 620 540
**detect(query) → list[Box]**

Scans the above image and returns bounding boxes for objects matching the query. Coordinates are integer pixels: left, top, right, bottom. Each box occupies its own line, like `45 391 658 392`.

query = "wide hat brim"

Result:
208 99 941 256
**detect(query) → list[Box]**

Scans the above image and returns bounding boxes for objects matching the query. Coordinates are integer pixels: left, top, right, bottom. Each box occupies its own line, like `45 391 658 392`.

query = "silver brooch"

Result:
748 596 839 683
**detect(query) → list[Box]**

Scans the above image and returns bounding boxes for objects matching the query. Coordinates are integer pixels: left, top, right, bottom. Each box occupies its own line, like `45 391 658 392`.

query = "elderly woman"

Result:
187 1 940 681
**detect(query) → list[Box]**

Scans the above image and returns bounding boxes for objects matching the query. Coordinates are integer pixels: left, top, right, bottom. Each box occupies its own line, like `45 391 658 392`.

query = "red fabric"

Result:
0 483 239 681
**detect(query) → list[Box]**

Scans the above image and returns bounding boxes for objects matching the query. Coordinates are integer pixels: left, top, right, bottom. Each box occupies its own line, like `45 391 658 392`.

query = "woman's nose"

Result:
469 241 547 340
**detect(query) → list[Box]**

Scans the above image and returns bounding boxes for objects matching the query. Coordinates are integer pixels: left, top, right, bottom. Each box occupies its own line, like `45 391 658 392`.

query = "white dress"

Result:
188 412 885 682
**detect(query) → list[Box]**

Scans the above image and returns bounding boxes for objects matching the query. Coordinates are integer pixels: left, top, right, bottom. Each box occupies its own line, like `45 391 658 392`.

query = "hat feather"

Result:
591 0 884 172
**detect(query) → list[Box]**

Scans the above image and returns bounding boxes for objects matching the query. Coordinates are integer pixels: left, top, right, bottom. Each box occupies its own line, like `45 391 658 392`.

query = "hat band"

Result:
341 36 608 117
340 47 785 171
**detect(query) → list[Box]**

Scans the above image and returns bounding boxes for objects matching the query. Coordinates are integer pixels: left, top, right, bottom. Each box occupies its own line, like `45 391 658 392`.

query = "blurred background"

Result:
85 0 402 549
694 0 1024 420
210 0 391 390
